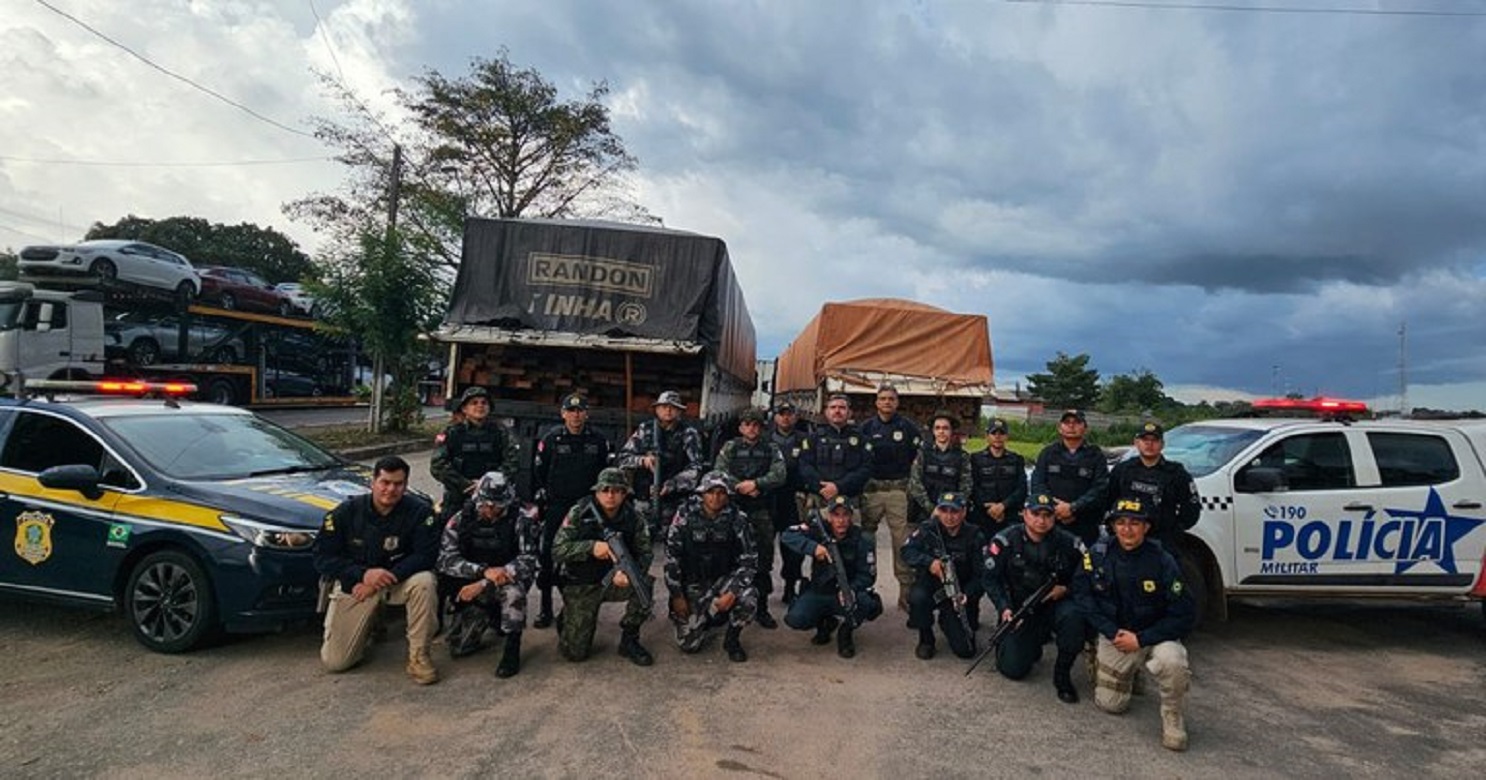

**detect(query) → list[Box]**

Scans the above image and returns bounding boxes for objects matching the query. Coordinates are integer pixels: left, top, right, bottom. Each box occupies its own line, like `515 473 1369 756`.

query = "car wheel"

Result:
211 345 237 364
91 258 118 281
129 338 161 366
311 385 324 398
204 377 237 405
277 301 291 317
175 281 196 308
1177 545 1213 627
219 292 236 310
125 550 217 654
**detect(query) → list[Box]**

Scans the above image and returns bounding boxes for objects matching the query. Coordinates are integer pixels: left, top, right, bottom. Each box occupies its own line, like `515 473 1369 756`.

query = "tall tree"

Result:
286 50 649 271
1027 352 1101 409
1100 368 1172 414
86 215 315 284
0 249 16 281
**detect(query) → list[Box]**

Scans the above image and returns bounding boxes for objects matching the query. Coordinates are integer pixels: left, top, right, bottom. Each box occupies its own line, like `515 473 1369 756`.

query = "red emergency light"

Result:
1252 396 1370 415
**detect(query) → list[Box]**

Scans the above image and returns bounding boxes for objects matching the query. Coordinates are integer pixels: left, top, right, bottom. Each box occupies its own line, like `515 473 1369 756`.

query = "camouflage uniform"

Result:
664 487 759 655
552 487 654 663
616 395 705 537
435 494 540 649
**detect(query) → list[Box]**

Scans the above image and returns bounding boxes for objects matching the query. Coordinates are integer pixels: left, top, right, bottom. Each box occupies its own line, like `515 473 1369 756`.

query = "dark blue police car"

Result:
0 380 373 652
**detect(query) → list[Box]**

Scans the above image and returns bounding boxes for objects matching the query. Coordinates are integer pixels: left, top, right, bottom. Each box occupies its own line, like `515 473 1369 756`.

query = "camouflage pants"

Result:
670 580 758 652
744 507 775 598
558 580 653 662
452 579 530 634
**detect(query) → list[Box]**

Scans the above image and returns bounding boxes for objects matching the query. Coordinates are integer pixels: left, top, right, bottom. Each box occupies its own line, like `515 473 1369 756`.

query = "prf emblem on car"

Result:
14 510 56 565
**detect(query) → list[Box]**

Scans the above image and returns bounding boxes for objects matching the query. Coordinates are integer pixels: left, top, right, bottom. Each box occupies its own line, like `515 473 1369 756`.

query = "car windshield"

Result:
1162 425 1266 477
100 411 342 480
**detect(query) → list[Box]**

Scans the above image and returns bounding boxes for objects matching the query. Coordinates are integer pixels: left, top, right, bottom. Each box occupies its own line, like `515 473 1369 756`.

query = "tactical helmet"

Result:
475 471 516 506
458 385 490 409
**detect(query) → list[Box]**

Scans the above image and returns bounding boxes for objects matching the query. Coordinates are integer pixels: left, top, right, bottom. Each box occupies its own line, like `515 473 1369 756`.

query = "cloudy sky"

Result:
4 1 1484 410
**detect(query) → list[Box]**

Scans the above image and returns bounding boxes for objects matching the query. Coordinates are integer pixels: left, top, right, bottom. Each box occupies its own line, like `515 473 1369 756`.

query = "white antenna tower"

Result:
1398 322 1408 418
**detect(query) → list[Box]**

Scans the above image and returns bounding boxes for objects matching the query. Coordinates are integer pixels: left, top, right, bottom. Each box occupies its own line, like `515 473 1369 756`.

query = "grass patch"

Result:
297 420 444 452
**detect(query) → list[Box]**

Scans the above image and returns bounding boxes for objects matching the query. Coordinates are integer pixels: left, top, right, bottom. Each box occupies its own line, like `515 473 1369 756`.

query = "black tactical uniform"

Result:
908 443 973 521
780 508 883 658
970 448 1027 530
531 414 612 624
1029 442 1110 545
431 390 519 518
901 508 987 659
798 423 873 501
983 517 1085 693
1107 457 1200 558
770 414 811 600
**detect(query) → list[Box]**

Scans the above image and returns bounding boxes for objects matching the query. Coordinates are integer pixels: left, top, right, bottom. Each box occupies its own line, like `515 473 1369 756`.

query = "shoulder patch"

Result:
321 513 335 532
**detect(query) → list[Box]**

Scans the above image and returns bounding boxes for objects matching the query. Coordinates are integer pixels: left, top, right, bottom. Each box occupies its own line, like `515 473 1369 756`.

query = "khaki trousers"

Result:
861 488 913 588
321 570 437 672
1093 636 1190 714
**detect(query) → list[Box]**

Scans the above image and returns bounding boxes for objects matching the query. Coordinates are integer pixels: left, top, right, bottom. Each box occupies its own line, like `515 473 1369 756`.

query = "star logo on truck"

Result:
1386 488 1486 575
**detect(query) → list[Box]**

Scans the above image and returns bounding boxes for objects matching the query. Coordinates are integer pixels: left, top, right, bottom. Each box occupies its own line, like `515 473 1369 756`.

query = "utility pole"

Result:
369 143 403 435
1398 321 1408 419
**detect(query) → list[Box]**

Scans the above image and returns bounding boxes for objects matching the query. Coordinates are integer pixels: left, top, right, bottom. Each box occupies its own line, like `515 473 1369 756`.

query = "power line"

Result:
1005 0 1486 17
0 154 334 168
32 0 320 139
0 222 56 242
308 0 349 88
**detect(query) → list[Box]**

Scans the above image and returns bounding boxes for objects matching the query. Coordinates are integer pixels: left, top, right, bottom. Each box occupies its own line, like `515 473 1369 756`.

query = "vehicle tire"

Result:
91 258 118 281
1177 545 1217 627
175 281 196 308
129 338 161 366
277 301 291 317
211 345 237 364
204 377 237 405
219 292 237 310
124 550 217 654
311 385 323 398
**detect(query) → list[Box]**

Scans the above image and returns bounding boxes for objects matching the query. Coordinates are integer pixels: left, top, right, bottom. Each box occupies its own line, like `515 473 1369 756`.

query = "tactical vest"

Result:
808 425 867 483
862 416 918 479
919 445 966 498
645 421 693 482
342 497 422 570
771 428 806 489
449 422 505 480
813 526 865 592
1042 447 1100 504
725 438 775 511
1003 529 1057 604
454 508 520 568
562 497 642 586
973 451 1023 501
542 428 609 504
1090 539 1175 632
931 525 980 583
679 510 741 584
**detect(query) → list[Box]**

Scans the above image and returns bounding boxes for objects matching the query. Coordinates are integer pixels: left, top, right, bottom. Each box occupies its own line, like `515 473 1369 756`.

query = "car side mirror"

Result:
1236 466 1285 494
38 464 105 501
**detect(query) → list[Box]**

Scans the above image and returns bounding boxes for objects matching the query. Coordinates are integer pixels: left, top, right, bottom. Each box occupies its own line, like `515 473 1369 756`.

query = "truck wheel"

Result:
124 550 217 654
129 339 161 366
204 377 237 405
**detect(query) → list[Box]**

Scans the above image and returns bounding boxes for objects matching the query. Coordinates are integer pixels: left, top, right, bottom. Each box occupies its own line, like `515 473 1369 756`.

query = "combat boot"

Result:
782 578 798 606
836 623 856 659
915 629 936 660
446 606 489 658
1053 655 1080 704
406 647 440 685
724 626 748 662
618 629 654 667
1156 658 1192 752
755 607 778 630
533 589 554 629
495 631 522 678
811 616 838 645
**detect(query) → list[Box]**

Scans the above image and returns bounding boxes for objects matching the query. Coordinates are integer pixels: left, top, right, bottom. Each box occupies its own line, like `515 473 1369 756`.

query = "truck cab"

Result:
1168 416 1486 622
0 282 107 382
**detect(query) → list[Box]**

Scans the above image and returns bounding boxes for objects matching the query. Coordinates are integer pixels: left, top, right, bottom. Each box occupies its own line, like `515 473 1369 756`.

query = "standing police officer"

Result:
970 417 1027 531
858 385 921 607
551 467 656 666
617 390 705 539
798 393 873 512
1074 497 1196 751
908 410 973 527
313 455 441 685
1106 421 1200 561
901 491 986 660
714 408 787 628
664 472 759 662
983 494 1086 703
436 471 540 678
531 392 613 628
769 401 811 604
1029 409 1109 546
431 386 519 519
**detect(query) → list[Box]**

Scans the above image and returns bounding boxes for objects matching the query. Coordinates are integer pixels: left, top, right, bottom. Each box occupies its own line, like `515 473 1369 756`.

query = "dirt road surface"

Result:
1 450 1482 778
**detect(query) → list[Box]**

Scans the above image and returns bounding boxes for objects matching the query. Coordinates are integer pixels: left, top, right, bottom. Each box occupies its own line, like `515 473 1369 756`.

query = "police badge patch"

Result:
15 510 56 565
383 536 400 552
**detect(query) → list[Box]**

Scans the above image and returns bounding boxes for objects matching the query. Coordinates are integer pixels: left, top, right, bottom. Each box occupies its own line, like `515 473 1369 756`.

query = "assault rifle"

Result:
965 574 1056 676
809 508 859 626
649 422 664 533
602 527 653 612
930 530 974 648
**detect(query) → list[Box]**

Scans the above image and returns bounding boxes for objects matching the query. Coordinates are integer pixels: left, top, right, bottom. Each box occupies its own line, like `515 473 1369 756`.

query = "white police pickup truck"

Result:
1163 416 1486 622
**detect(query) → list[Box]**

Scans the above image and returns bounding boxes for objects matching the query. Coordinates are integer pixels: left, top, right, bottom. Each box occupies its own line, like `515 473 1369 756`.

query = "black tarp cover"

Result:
445 218 756 384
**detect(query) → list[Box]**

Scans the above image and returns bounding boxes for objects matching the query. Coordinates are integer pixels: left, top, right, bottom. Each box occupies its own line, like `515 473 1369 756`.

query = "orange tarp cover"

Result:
775 299 993 393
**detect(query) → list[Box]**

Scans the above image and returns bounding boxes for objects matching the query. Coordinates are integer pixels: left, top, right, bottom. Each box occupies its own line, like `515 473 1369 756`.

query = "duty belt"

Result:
865 478 909 492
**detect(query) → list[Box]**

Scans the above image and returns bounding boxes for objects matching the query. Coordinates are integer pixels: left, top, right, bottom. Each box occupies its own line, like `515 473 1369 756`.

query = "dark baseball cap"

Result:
1110 497 1150 522
773 401 797 415
824 495 854 513
561 393 588 411
1027 494 1055 514
1136 421 1164 439
986 417 1010 435
935 491 966 510
740 407 766 424
1060 409 1087 423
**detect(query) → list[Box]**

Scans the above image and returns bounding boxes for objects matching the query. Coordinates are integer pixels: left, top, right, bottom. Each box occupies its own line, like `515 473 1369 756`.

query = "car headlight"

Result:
221 515 318 551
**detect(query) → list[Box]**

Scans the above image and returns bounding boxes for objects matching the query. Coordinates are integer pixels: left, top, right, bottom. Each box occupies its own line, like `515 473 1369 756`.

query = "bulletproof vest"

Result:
455 509 519 568
809 425 867 483
973 451 1023 500
1043 448 1099 503
451 422 505 480
644 421 693 482
679 510 740 584
543 428 609 503
815 526 865 590
937 525 980 582
1004 529 1056 603
863 416 917 479
919 445 965 498
561 497 642 586
772 428 806 489
342 497 421 570
726 439 774 510
1113 461 1180 534
1102 543 1174 631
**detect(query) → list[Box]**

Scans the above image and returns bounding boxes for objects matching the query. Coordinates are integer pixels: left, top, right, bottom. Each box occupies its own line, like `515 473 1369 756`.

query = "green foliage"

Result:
1026 352 1101 409
85 215 315 284
287 49 649 273
1099 368 1174 415
0 249 16 281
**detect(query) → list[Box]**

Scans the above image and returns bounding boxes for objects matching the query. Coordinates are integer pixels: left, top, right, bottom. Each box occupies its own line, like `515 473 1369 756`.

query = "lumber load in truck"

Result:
773 298 993 422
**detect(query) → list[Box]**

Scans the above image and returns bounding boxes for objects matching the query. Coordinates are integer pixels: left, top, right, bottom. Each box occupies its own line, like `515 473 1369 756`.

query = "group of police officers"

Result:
311 384 1202 751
